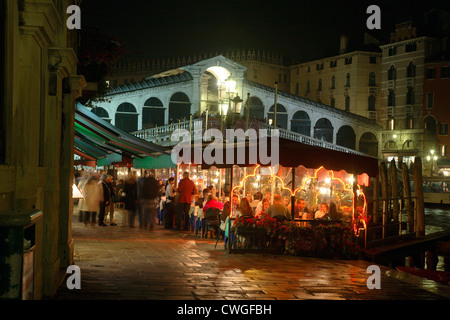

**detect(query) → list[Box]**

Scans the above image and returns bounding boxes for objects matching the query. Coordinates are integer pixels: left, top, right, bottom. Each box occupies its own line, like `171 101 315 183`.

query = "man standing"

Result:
141 171 160 230
176 172 197 231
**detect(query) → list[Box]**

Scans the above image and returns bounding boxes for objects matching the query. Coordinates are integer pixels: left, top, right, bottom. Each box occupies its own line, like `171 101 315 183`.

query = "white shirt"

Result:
165 184 175 203
314 210 326 219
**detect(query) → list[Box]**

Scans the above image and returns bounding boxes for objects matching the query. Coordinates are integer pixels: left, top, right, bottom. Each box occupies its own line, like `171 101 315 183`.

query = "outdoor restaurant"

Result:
74 103 379 259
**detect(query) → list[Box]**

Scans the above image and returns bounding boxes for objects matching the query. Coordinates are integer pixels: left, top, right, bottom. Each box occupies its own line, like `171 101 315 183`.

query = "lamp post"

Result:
426 149 438 176
246 92 250 131
274 82 278 129
231 95 243 115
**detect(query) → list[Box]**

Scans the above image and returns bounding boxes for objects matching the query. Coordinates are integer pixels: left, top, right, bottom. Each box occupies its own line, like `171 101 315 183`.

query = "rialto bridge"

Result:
89 55 381 158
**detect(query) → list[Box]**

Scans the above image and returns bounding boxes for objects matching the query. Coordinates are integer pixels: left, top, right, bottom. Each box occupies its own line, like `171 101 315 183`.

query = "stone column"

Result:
59 75 86 269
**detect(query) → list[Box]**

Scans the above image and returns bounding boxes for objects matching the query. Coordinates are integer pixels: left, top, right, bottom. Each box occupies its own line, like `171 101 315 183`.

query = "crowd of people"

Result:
75 169 162 230
74 168 342 235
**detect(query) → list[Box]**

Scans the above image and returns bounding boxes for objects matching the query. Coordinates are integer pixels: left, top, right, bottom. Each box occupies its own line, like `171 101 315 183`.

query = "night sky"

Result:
81 0 450 63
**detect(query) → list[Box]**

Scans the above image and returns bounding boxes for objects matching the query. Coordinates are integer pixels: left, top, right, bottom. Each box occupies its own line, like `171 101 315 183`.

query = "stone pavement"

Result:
52 208 450 301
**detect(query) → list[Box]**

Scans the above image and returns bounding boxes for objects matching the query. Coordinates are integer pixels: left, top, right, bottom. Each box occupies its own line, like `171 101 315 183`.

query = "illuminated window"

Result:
388 118 395 130
441 145 447 157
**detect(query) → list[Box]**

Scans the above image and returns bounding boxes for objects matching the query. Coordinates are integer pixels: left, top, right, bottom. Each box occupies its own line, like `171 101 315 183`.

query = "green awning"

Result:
74 103 172 167
133 154 176 169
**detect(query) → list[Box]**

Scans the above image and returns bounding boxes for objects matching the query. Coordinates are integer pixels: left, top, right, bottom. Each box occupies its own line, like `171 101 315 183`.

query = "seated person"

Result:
236 198 254 217
328 202 342 220
255 198 270 217
314 202 331 220
266 194 291 220
294 198 312 220
203 193 224 213
255 190 271 214
230 193 240 217
250 192 261 211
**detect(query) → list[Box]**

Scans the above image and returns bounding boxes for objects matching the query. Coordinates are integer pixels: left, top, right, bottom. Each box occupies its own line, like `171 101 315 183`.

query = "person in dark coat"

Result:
141 172 160 230
98 174 112 227
123 173 138 227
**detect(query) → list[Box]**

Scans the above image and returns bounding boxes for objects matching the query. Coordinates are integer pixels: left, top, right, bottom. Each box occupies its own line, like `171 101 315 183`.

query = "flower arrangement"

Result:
230 214 360 259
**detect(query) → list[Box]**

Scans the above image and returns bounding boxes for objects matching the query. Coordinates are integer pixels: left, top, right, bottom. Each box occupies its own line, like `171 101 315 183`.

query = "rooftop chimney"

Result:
339 35 348 54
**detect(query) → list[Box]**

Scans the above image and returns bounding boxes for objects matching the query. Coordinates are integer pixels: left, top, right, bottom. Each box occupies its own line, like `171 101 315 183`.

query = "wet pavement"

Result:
52 208 450 301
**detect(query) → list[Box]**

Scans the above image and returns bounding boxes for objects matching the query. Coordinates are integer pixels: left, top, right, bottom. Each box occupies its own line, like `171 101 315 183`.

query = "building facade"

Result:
0 0 86 299
423 59 450 175
379 20 447 170
289 36 382 123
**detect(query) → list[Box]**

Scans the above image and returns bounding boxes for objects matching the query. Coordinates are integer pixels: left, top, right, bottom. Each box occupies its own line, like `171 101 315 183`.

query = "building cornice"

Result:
379 36 437 50
291 50 382 68
20 0 62 47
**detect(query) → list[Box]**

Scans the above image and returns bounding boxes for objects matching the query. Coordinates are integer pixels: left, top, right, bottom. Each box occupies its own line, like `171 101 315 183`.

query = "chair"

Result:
204 207 221 239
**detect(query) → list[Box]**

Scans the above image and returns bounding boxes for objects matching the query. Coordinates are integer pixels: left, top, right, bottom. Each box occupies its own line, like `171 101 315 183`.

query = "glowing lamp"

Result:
225 76 236 94
221 103 228 116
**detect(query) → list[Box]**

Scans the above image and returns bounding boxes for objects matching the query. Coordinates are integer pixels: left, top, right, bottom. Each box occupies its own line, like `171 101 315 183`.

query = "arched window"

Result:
267 104 288 129
345 73 351 87
169 92 191 122
245 96 265 121
359 132 378 157
331 75 336 89
92 107 110 122
314 118 333 143
345 95 350 111
424 116 437 136
407 61 416 77
336 125 356 150
306 80 310 93
143 97 165 129
291 111 311 136
388 65 396 80
318 78 322 91
369 72 376 86
115 102 138 132
330 97 335 108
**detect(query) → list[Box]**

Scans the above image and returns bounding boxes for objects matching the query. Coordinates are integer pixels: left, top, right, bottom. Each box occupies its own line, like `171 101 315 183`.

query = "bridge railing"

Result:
260 123 368 156
132 118 368 156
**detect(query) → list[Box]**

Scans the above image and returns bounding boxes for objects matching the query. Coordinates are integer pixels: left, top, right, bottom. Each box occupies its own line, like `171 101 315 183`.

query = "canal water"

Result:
425 206 450 235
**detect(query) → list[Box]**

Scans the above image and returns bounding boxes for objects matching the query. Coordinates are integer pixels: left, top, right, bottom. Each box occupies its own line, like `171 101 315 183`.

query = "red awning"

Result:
175 137 379 177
